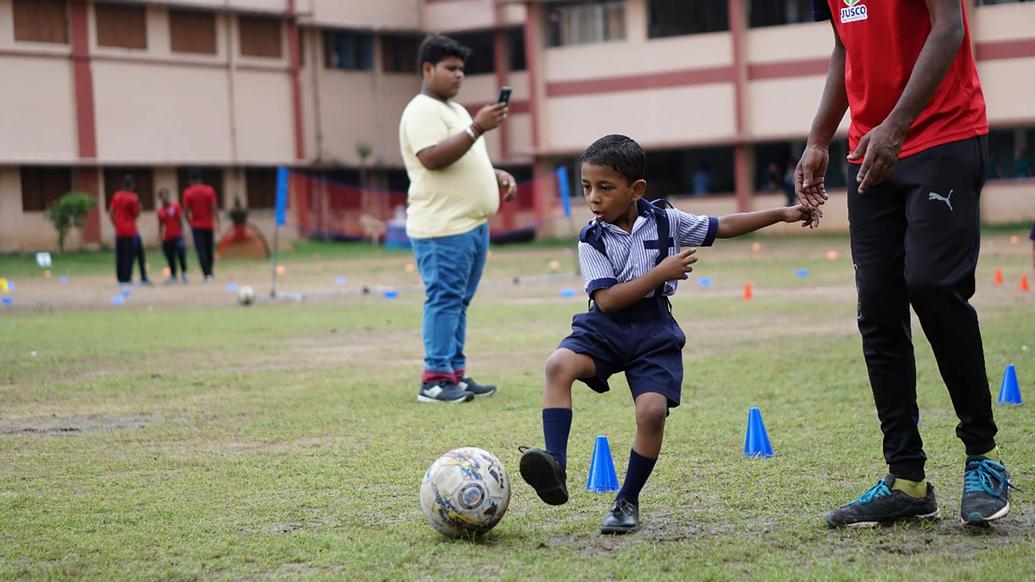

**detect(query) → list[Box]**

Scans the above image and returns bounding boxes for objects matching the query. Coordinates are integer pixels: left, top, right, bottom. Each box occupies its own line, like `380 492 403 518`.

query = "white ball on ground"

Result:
420 447 511 539
237 285 255 306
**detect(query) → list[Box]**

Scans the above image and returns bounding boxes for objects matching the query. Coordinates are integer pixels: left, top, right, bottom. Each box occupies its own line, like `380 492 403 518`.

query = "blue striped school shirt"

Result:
578 199 718 298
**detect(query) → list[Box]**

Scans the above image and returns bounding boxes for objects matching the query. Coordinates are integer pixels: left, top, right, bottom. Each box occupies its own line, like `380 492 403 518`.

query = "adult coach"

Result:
797 0 1014 527
182 169 219 282
399 34 517 404
109 174 150 286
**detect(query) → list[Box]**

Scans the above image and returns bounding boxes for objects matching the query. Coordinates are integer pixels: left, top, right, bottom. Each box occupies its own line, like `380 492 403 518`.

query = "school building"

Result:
1 0 1033 252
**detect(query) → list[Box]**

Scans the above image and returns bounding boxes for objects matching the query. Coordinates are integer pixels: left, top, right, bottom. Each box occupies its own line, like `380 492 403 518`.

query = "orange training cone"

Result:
1022 274 1030 293
743 281 753 301
994 267 1003 285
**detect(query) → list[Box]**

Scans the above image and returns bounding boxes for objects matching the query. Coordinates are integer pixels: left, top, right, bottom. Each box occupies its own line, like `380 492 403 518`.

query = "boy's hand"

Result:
783 204 822 229
496 169 517 201
656 248 698 281
474 103 508 131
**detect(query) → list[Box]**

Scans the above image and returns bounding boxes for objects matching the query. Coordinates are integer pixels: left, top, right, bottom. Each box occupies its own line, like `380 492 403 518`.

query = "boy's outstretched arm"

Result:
592 249 697 313
716 205 817 239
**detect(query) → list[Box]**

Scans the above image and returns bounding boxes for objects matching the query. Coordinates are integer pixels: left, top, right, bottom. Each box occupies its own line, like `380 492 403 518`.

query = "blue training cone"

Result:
998 364 1022 405
744 407 774 458
586 435 619 493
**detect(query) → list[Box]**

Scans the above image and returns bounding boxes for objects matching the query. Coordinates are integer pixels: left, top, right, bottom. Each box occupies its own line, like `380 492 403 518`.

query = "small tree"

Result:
45 192 96 252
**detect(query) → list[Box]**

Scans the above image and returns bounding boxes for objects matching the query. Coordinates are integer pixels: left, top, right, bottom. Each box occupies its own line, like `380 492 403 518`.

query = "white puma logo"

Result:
928 189 953 211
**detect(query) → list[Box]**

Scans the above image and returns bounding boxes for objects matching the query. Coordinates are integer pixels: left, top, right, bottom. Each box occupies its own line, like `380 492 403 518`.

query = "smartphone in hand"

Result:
497 86 512 106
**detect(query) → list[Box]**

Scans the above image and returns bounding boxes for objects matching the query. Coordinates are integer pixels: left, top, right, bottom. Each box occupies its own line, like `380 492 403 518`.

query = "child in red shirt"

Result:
158 187 188 284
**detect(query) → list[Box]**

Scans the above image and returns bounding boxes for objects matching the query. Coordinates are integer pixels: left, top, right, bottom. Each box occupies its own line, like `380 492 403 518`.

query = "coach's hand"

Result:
795 145 830 209
475 103 508 131
496 169 517 201
657 249 698 281
850 120 906 192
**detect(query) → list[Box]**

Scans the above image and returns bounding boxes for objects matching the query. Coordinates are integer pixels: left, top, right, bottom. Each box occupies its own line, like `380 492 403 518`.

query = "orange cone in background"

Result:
1022 274 1030 293
743 282 753 301
994 267 1003 285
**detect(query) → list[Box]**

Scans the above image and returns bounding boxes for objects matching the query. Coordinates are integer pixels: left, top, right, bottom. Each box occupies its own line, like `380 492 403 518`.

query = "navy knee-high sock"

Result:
542 408 572 468
616 449 657 505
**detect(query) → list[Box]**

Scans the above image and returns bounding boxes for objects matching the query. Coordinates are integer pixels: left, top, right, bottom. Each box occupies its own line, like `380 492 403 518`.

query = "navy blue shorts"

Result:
558 297 686 408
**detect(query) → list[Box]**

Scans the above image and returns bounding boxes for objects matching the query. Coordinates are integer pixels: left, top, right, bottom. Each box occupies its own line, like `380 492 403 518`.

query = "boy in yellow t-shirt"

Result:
399 34 517 404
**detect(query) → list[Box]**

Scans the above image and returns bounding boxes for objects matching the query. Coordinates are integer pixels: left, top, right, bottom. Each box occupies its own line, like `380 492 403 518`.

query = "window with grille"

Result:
246 168 277 209
324 30 373 70
239 15 282 58
20 167 72 212
13 0 69 44
170 9 216 54
546 1 625 48
96 2 147 50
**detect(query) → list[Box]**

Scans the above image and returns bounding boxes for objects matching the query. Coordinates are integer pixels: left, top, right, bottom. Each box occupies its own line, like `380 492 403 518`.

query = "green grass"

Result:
1 236 1033 580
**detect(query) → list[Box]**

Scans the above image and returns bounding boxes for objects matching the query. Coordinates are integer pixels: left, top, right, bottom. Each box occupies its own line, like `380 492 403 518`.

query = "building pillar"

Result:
728 0 752 212
287 0 305 161
70 0 101 244
734 145 754 212
524 2 548 234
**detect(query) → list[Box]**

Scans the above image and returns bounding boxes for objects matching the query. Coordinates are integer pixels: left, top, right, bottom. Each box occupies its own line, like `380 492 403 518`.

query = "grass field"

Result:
1 231 1033 580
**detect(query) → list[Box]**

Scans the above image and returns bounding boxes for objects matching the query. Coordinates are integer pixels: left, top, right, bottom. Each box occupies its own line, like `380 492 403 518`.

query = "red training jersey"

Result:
158 203 184 241
815 0 987 160
182 184 218 229
109 190 140 238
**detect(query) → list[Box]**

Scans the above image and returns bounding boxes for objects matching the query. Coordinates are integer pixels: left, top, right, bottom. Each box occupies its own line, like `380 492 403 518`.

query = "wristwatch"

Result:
464 126 478 142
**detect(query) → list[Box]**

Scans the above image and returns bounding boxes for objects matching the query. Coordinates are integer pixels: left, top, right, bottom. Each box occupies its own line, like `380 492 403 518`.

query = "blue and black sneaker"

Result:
458 376 496 398
825 474 940 528
416 381 473 404
960 457 1018 526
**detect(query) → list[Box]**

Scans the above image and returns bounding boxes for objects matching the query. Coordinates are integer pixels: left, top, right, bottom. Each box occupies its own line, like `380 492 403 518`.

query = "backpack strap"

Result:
649 199 672 297
578 222 607 259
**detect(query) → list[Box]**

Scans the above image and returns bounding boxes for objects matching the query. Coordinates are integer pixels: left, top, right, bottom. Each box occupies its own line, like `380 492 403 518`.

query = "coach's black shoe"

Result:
601 498 639 534
519 447 568 505
416 381 473 404
825 475 940 528
961 457 1018 526
458 377 496 398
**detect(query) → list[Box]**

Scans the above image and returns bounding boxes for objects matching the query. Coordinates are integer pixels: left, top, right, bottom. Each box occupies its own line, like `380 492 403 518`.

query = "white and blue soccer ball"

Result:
237 285 255 306
420 447 511 538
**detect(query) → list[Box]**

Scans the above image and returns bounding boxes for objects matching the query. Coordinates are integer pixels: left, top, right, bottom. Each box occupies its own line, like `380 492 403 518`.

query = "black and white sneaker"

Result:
458 376 496 398
825 474 940 528
417 381 473 404
601 498 639 534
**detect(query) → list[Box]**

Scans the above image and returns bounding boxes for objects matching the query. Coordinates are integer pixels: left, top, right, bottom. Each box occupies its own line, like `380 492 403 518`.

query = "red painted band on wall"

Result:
975 38 1035 61
546 66 735 97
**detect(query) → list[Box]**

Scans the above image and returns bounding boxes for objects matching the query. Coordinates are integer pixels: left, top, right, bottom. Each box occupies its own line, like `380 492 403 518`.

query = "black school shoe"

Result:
961 457 1018 526
458 376 496 398
601 498 639 534
518 447 568 505
825 474 940 528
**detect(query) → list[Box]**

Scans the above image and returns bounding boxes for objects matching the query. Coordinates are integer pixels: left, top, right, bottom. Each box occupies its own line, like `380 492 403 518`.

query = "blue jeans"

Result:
411 223 489 381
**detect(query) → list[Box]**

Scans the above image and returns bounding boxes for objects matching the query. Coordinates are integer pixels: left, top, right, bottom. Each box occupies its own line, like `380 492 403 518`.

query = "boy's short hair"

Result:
417 34 471 71
189 167 202 182
579 134 646 184
122 174 135 189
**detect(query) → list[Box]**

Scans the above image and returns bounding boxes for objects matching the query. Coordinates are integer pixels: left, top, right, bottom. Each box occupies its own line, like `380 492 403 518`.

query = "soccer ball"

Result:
420 447 511 538
237 285 255 306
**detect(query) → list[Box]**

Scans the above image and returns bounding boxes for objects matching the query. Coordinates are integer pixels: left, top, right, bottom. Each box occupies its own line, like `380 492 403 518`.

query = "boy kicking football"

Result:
520 134 818 534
